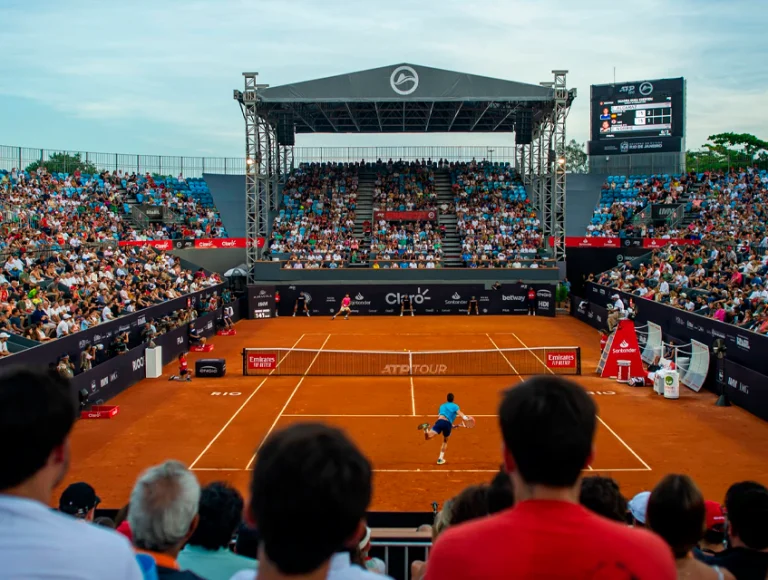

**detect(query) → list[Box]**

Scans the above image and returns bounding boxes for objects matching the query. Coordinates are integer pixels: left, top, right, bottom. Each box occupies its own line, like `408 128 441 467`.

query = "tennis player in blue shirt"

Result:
418 393 471 465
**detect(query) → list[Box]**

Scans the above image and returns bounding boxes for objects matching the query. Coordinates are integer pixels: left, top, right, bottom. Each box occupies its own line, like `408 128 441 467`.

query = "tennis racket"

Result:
456 416 475 429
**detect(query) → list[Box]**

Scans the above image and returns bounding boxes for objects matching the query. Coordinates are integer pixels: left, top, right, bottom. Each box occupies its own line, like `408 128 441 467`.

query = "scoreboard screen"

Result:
589 77 685 156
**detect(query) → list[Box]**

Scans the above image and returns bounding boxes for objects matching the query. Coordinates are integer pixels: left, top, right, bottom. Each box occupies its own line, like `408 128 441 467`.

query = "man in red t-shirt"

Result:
425 376 676 580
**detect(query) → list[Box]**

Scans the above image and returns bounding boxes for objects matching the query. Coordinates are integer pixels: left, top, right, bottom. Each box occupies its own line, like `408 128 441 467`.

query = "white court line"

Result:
595 416 652 471
486 333 520 375
511 332 652 472
410 376 416 416
191 466 652 473
245 333 332 470
282 414 499 418
188 334 306 470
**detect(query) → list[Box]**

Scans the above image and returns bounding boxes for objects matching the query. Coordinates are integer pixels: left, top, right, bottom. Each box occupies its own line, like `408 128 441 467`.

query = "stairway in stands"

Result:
352 169 375 267
434 168 462 267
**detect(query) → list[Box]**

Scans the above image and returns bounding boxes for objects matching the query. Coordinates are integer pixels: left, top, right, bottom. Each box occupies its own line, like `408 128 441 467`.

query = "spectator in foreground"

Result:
0 367 142 579
424 376 676 580
59 481 100 521
629 490 651 527
579 475 628 523
231 423 387 580
694 501 727 558
447 484 490 526
646 474 734 579
696 481 768 580
128 460 205 579
487 468 514 514
177 482 256 580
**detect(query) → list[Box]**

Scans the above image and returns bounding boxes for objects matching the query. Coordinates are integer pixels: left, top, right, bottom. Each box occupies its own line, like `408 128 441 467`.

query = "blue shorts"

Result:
432 419 453 439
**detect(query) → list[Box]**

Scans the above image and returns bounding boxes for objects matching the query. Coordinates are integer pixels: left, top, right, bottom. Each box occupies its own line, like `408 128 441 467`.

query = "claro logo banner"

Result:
273 284 557 317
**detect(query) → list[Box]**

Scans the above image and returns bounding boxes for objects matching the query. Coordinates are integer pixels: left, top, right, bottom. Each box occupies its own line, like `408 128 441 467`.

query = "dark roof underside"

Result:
255 63 556 134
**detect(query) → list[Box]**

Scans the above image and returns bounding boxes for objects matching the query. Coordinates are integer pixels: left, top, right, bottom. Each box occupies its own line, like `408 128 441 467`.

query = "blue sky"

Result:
0 0 766 158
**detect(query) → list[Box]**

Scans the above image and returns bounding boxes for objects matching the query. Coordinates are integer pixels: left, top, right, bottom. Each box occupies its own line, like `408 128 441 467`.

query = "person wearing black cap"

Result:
59 482 100 521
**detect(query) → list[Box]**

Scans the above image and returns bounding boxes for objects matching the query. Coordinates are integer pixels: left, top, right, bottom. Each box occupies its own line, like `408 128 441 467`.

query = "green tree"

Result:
564 139 588 173
686 133 768 173
25 152 98 175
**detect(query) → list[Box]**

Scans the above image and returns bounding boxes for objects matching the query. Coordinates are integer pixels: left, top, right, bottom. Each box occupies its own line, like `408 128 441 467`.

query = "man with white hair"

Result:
128 460 205 579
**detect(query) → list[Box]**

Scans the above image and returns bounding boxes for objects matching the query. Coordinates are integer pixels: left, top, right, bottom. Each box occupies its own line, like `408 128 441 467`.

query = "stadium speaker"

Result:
516 109 533 145
277 114 295 147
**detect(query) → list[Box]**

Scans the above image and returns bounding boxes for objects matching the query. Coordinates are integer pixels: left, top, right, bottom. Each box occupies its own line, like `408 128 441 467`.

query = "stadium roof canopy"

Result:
255 63 558 134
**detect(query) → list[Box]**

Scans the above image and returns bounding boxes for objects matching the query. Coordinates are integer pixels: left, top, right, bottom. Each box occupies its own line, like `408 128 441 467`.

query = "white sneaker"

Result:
411 312 414 317
400 313 403 317
292 313 296 317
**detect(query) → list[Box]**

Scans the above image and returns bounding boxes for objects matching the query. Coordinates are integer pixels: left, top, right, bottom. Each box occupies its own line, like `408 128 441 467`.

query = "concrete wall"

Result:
172 248 246 273
203 173 246 238
566 173 607 236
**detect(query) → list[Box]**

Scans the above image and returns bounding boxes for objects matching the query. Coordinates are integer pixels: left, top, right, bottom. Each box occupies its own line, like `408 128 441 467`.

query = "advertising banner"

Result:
642 238 700 249
118 239 175 250
248 285 276 319
720 360 768 423
0 284 224 373
651 204 683 221
118 237 265 250
372 211 438 222
275 284 556 317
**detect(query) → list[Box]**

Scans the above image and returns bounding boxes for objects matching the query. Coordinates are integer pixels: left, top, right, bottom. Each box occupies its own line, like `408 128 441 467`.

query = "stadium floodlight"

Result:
246 157 255 166
557 157 566 165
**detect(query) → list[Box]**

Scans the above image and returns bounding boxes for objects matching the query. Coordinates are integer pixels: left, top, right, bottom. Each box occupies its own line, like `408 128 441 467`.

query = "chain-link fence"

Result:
0 145 518 178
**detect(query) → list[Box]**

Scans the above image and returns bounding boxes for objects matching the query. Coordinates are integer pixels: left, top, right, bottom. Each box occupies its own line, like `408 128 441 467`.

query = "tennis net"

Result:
242 347 581 376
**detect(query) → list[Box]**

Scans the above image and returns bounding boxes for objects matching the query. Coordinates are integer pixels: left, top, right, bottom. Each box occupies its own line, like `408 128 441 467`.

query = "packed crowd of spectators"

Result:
369 219 443 266
5 371 768 579
451 161 542 266
588 173 691 237
0 241 222 350
268 163 360 265
0 167 227 244
373 162 437 211
593 168 768 331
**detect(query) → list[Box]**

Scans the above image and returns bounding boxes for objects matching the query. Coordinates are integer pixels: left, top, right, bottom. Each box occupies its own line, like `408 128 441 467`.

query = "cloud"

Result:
0 0 765 156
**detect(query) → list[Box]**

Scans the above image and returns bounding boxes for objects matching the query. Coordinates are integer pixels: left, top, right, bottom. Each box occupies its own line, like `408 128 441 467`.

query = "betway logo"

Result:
385 287 431 305
502 295 525 301
381 364 448 375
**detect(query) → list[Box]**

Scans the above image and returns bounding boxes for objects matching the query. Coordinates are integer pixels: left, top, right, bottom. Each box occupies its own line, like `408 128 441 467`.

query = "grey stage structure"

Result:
234 64 575 283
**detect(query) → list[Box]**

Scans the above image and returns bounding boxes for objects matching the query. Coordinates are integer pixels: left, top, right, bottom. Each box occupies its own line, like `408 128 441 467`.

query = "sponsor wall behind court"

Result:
257 284 557 317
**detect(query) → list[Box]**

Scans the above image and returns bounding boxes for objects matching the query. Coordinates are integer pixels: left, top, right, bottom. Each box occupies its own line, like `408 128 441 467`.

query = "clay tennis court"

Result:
63 315 768 511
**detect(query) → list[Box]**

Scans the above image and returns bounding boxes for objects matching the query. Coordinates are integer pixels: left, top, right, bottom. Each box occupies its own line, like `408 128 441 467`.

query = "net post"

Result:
576 347 582 375
409 351 413 375
242 348 246 376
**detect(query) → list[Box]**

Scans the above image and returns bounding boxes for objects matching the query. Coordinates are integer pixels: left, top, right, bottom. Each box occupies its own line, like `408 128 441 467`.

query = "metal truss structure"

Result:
236 73 295 283
237 66 573 281
516 70 571 262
